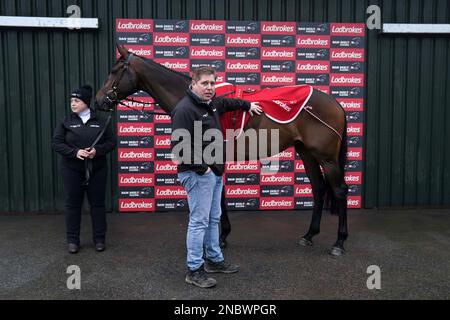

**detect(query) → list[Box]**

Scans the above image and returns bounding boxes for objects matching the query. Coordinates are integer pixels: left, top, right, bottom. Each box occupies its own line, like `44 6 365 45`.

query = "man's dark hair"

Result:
192 66 216 81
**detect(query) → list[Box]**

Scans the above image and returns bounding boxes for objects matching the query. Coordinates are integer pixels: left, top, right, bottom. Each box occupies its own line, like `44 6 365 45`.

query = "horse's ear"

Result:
116 43 128 58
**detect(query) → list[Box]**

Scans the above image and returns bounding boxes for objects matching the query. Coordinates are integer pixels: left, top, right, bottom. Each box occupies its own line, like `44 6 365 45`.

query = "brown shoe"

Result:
68 243 79 254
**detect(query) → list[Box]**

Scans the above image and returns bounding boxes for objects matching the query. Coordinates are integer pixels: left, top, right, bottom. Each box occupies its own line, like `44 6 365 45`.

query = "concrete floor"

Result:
0 208 448 300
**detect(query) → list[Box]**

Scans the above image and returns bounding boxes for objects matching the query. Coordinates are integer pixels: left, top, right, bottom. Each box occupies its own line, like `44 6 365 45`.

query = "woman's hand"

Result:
86 148 96 159
76 149 90 160
249 102 262 116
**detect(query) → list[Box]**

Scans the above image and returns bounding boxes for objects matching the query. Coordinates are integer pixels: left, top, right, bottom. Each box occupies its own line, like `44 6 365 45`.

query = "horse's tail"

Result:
325 110 348 215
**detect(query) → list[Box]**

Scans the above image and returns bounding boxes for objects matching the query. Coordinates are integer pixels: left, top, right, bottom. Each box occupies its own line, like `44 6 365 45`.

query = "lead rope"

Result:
303 106 343 141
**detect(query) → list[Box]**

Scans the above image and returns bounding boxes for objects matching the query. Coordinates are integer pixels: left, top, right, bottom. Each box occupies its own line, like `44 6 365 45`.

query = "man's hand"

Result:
249 102 262 116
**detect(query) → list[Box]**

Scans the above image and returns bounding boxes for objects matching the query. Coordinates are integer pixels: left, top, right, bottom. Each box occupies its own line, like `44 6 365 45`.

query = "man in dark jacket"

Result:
171 66 262 288
52 85 116 253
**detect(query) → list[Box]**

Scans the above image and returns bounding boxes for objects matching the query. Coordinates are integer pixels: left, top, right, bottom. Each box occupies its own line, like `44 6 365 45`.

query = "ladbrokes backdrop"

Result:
115 19 364 212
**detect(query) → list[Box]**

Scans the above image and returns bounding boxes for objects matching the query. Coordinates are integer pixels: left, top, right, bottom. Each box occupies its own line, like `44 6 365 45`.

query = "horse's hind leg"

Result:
321 160 348 256
219 188 231 248
295 143 327 246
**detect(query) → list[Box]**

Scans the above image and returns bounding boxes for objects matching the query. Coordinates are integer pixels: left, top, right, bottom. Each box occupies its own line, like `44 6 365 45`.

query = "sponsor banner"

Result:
331 61 364 73
118 173 154 187
345 159 363 172
190 20 226 33
154 160 178 174
225 34 261 47
155 174 179 186
330 48 364 61
117 97 155 111
118 122 153 136
313 86 330 94
266 149 295 161
296 73 329 85
331 36 364 48
225 185 260 198
330 73 364 86
348 184 361 195
345 172 362 185
294 185 313 197
215 72 226 83
155 186 187 198
330 23 365 36
294 160 306 173
118 148 154 161
119 198 155 212
225 161 260 173
153 114 172 124
260 160 294 173
116 19 153 33
347 136 363 147
296 48 329 60
261 73 295 86
347 123 364 136
294 173 310 184
118 111 153 123
119 186 154 198
296 60 330 73
225 72 260 85
296 35 330 48
225 198 259 210
225 173 260 185
226 47 260 60
259 197 294 210
261 60 295 73
116 32 152 45
226 21 260 34
261 22 296 35
261 35 295 47
337 98 364 111
154 19 189 33
261 185 294 197
154 149 174 161
154 58 190 72
225 60 261 72
347 147 363 161
347 196 362 208
346 111 363 123
153 33 189 46
156 198 189 211
119 161 154 173
190 33 225 46
261 47 296 60
297 23 330 35
118 136 153 148
260 172 295 185
154 123 172 135
153 46 189 59
294 198 314 209
116 45 153 59
330 86 364 98
190 59 225 71
154 135 172 149
190 46 225 59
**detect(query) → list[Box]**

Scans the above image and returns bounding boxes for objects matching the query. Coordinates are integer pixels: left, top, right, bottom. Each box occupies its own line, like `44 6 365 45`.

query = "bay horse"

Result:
95 45 349 256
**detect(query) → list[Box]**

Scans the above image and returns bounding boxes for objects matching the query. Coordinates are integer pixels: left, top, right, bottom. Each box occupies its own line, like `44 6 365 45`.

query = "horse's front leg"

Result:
220 188 231 248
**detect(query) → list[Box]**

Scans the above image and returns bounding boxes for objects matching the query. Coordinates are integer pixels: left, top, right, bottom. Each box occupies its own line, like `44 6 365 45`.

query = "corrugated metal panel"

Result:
0 0 449 211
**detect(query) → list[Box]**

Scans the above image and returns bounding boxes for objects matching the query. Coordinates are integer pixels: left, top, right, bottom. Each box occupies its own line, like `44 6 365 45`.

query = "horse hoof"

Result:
298 238 313 246
220 240 227 249
330 246 345 256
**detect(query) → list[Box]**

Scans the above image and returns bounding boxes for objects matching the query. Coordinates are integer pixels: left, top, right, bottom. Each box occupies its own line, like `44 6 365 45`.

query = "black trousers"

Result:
61 164 108 245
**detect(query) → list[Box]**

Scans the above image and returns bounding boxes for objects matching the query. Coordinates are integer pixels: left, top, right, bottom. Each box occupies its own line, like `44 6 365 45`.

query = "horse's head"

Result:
95 45 141 111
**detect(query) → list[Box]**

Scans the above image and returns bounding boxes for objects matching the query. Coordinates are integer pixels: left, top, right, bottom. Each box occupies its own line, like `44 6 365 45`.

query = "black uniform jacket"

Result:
52 109 116 172
171 89 250 176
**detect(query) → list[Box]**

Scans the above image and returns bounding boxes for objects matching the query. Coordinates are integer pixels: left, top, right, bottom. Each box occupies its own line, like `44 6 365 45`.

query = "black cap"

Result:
70 85 93 106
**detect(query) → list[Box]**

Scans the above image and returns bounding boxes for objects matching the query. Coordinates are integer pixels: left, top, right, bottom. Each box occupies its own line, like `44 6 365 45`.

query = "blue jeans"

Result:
178 170 224 271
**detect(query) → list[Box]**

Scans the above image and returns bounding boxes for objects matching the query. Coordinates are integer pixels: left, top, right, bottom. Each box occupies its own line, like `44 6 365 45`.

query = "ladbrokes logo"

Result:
295 185 313 197
226 34 260 46
154 114 172 123
116 45 153 59
261 48 295 60
155 186 187 198
225 60 260 72
155 161 177 173
119 199 154 212
296 61 329 73
118 123 153 136
347 123 363 136
226 162 259 173
260 198 294 209
331 49 364 61
338 98 364 111
261 73 294 85
331 74 364 86
225 186 260 197
345 172 362 184
296 35 330 48
330 23 364 36
155 136 171 148
118 148 154 161
153 33 189 45
117 97 154 111
190 47 225 58
260 173 294 185
267 150 294 160
294 161 306 172
347 148 363 160
116 19 153 32
261 22 296 34
190 20 225 33
347 196 361 208
119 174 154 186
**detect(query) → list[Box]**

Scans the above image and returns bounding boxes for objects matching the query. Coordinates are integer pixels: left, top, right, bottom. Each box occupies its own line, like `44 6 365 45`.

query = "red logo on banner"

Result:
260 172 294 185
118 123 154 136
260 197 294 209
330 73 364 86
226 34 261 47
314 86 329 94
347 196 361 208
225 162 259 173
345 172 362 184
225 185 260 198
261 73 295 86
296 60 330 73
153 33 189 45
154 59 190 72
154 161 178 174
155 186 187 198
261 48 295 60
295 185 313 197
153 113 172 123
261 22 296 34
347 123 363 136
296 35 330 48
154 135 172 149
118 148 154 161
330 23 365 36
119 198 154 211
347 148 363 160
267 149 295 161
330 49 364 61
117 97 155 111
116 19 153 32
190 20 225 33
190 47 225 59
337 98 364 111
119 173 154 186
225 60 261 72
116 45 153 59
294 161 306 172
